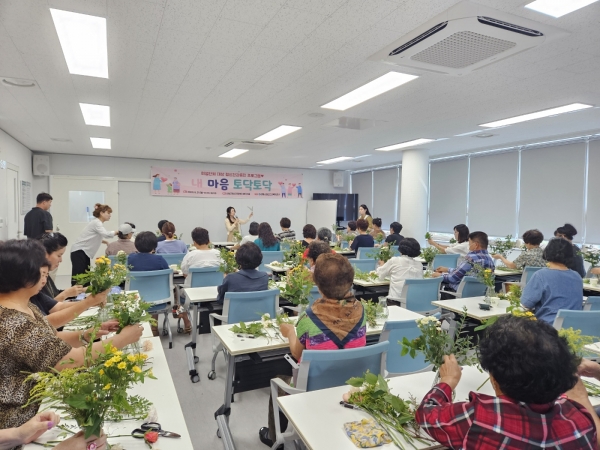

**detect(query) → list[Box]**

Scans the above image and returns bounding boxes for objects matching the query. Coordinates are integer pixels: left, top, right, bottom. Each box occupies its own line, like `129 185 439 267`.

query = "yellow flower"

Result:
484 269 492 273
117 362 127 369
111 356 121 363
103 383 111 390
132 366 142 373
127 354 136 362
110 345 118 353
137 353 148 361
99 369 104 375
104 360 113 367
114 350 123 356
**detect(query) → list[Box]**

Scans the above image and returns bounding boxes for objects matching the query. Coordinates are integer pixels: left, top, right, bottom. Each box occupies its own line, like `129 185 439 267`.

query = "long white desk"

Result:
583 282 600 293
353 278 390 287
432 296 511 321
264 263 293 273
25 337 193 450
211 306 424 450
277 366 600 450
494 268 522 277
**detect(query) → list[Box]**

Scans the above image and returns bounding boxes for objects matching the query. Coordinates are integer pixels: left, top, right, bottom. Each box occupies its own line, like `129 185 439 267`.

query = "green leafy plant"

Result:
475 285 535 331
584 380 600 397
559 327 598 356
25 342 155 439
342 233 355 243
218 247 237 274
72 256 128 295
283 240 306 267
469 262 495 288
420 246 439 265
360 299 385 327
354 268 378 282
449 237 457 244
115 250 128 266
374 232 385 244
110 292 156 332
424 232 431 240
579 248 600 268
344 372 433 449
281 266 314 305
232 230 242 243
229 321 267 338
489 235 515 257
367 246 394 263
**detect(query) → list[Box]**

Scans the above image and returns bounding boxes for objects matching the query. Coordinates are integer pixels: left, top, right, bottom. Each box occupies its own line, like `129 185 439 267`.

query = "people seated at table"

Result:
156 221 187 254
38 232 85 301
493 229 546 270
357 204 373 231
234 221 259 249
554 223 586 278
181 227 221 276
350 219 375 252
431 231 495 291
416 316 599 449
255 222 281 251
156 219 168 242
520 237 583 324
127 232 169 271
385 222 404 247
346 220 358 236
369 218 385 241
578 358 600 417
0 239 143 431
301 224 317 248
306 241 334 273
105 223 137 256
376 238 423 299
260 253 366 448
276 217 295 241
217 242 269 304
427 224 470 265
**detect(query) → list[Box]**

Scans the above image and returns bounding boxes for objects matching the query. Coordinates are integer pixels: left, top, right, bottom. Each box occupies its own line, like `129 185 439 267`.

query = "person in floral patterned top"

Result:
493 229 546 270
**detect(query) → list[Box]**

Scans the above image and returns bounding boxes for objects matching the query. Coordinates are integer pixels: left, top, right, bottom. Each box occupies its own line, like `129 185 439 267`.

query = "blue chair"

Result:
347 258 377 273
553 310 600 337
307 286 320 306
442 276 487 299
392 278 442 314
389 245 400 257
356 247 377 259
176 267 224 332
160 253 187 266
126 269 174 348
340 241 349 249
208 289 280 379
380 320 433 376
280 241 292 252
270 341 389 448
432 254 459 270
520 266 544 286
584 296 600 311
258 251 284 274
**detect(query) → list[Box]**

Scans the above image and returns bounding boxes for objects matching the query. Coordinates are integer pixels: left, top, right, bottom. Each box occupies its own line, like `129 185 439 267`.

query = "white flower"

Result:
261 313 271 320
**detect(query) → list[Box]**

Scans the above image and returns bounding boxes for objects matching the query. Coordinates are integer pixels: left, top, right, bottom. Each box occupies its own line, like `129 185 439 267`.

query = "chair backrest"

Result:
126 269 173 304
380 321 431 375
399 278 442 313
223 289 279 324
258 251 284 273
356 247 377 259
389 246 400 257
553 310 600 336
340 241 349 249
160 253 187 266
347 258 377 273
521 266 544 286
432 254 460 270
297 341 389 392
307 286 320 306
189 266 223 287
280 241 292 252
583 296 600 311
107 255 118 266
456 276 487 298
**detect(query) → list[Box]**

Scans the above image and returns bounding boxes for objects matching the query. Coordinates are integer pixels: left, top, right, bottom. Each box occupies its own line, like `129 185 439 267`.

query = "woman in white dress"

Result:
224 206 253 242
376 238 423 299
427 224 470 265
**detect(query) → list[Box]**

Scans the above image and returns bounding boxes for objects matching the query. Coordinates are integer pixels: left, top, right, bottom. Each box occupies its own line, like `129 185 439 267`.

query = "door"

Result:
50 176 119 276
6 168 19 239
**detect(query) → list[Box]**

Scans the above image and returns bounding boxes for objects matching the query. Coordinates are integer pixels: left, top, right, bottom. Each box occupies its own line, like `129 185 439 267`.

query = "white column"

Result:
400 149 429 244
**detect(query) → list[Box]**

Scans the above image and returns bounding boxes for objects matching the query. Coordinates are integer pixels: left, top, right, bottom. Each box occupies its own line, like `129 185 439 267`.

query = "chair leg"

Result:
164 311 173 349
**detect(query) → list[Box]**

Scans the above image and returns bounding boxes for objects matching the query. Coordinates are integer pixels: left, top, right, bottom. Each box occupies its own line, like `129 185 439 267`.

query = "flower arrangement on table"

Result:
400 311 478 371
341 372 433 449
229 313 293 340
342 233 355 244
559 327 598 357
469 262 496 304
25 342 155 440
218 247 237 274
232 230 242 243
283 240 306 268
420 246 439 267
116 250 128 266
360 299 386 327
579 248 600 269
474 284 535 331
354 268 379 282
280 266 314 306
110 292 156 332
368 246 394 263
72 256 128 295
489 235 515 258
374 232 385 245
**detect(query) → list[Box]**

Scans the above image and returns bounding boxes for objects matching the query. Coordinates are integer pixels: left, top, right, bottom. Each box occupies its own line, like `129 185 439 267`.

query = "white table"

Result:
353 278 390 287
277 366 600 450
494 268 522 277
211 306 424 449
265 263 293 273
25 337 193 450
432 296 511 321
212 241 235 247
183 286 220 383
584 342 600 355
583 283 600 293
334 249 356 255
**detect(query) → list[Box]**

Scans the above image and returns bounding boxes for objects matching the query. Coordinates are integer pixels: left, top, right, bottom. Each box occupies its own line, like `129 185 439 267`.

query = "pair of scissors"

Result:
131 422 181 439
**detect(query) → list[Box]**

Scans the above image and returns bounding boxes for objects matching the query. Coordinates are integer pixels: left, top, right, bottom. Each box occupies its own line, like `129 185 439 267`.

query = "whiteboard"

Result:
306 200 337 232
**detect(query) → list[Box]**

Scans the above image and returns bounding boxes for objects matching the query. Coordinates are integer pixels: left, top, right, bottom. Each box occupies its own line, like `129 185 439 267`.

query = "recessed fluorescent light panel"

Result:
50 9 108 78
219 149 248 158
317 157 354 165
255 125 302 142
525 0 599 18
480 103 593 128
80 103 110 127
90 137 111 149
321 72 418 111
375 138 434 152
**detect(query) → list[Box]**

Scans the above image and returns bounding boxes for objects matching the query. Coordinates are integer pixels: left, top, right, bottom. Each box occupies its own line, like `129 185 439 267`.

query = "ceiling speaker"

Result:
33 155 50 176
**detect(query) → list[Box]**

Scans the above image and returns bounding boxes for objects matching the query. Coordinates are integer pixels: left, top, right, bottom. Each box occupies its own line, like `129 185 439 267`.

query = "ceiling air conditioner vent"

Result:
220 140 274 151
371 0 568 76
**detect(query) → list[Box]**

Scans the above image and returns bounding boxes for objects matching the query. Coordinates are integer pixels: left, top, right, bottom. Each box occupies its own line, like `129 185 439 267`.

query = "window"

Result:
429 159 468 232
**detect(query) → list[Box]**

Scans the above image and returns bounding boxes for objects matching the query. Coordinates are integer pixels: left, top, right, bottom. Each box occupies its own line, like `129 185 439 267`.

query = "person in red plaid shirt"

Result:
416 316 600 449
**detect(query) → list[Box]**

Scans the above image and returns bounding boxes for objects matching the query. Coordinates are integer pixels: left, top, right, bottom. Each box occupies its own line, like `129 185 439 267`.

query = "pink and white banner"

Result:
150 166 304 199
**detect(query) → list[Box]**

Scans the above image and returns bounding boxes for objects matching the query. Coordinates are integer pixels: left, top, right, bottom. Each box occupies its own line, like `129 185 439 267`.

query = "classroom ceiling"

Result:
0 0 599 171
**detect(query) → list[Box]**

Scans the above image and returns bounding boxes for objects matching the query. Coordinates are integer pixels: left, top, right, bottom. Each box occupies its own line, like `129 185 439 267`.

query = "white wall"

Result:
34 154 348 243
0 129 33 241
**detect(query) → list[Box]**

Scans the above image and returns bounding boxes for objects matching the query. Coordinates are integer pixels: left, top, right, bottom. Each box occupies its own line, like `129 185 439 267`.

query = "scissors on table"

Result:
131 422 181 439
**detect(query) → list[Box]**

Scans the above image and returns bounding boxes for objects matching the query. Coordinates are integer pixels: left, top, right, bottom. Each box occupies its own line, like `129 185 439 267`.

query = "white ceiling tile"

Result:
3 18 64 57
220 0 287 27
47 0 108 17
161 0 223 35
0 0 51 24
71 76 110 105
200 18 263 59
107 0 164 44
284 0 347 16
0 30 34 79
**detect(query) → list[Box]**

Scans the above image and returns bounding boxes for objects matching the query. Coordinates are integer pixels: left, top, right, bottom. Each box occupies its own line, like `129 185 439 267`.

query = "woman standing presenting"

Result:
70 203 117 284
224 206 253 242
357 204 373 231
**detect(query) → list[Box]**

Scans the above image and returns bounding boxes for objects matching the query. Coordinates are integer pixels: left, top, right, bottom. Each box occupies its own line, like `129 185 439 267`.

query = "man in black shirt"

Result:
24 192 53 239
385 222 405 246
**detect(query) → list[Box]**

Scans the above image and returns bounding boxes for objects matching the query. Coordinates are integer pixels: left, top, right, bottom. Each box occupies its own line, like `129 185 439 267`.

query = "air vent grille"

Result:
389 22 448 56
478 16 543 37
410 31 516 69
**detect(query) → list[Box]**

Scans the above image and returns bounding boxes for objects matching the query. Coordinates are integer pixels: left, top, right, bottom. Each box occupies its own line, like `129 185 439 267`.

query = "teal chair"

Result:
390 245 400 257
208 289 280 380
280 241 292 252
347 258 377 273
176 267 224 333
160 253 187 266
126 269 174 348
356 247 377 259
270 341 389 449
258 251 284 274
521 266 544 286
442 276 487 299
391 278 442 315
340 241 349 249
380 320 433 376
584 296 600 311
432 254 459 270
553 310 600 337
